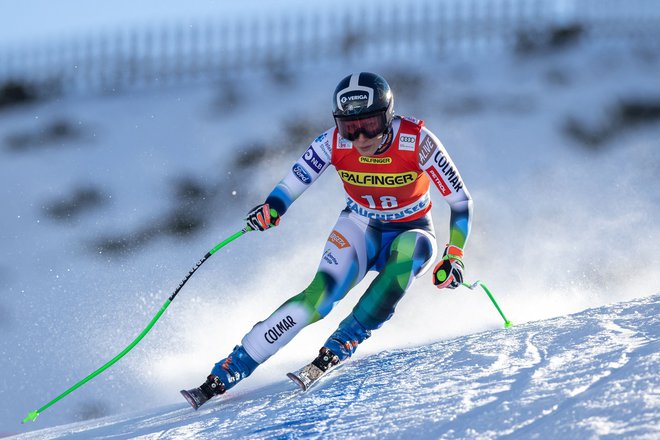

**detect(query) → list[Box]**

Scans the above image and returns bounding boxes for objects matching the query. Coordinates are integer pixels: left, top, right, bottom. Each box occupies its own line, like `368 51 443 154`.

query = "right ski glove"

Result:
433 245 464 289
245 203 281 231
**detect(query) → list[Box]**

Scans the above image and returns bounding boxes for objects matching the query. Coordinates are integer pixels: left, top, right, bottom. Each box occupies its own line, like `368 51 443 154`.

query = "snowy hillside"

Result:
1 3 660 438
9 294 659 439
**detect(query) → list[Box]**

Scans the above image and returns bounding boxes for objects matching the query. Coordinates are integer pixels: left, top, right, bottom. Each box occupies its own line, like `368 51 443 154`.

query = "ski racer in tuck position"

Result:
181 72 473 408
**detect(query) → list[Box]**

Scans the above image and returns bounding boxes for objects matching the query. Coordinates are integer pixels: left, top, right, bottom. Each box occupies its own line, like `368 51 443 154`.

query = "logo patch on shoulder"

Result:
419 135 436 165
398 133 416 151
303 146 326 173
319 139 332 159
402 116 420 124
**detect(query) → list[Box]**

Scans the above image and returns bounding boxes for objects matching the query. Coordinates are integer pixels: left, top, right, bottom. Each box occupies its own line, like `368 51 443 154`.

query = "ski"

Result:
287 363 327 391
287 347 341 391
180 387 210 410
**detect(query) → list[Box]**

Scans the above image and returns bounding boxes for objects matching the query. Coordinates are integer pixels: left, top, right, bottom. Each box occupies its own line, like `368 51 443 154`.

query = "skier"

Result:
181 72 473 409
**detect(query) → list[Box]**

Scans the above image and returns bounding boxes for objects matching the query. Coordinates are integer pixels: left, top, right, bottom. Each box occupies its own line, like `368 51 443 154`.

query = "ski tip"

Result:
286 372 308 391
22 410 39 423
180 390 200 411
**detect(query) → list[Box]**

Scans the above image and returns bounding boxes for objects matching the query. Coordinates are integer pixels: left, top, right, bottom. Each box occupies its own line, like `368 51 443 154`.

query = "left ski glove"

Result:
433 245 464 289
245 203 281 231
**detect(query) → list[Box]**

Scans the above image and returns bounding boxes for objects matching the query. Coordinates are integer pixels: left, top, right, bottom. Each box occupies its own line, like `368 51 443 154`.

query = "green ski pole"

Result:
22 227 250 424
462 280 513 329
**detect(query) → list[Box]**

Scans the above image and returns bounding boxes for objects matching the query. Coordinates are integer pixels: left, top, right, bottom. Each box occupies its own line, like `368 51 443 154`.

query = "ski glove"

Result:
433 245 464 289
245 203 281 231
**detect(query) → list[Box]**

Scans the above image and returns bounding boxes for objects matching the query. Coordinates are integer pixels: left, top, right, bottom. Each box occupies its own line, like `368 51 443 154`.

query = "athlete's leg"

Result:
323 228 436 360
210 213 374 389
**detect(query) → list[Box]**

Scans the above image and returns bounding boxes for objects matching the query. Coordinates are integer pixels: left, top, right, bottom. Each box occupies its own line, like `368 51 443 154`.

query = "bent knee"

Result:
390 230 436 277
288 271 339 321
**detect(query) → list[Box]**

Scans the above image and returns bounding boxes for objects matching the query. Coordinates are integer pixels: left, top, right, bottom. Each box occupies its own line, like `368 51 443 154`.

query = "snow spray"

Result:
22 228 249 424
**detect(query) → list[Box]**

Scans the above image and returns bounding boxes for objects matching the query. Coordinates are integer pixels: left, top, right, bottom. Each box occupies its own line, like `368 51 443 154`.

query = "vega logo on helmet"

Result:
339 91 370 112
340 93 369 104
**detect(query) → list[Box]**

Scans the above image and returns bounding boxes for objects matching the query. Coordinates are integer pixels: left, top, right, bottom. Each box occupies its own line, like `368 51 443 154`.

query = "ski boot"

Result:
323 314 371 361
180 345 258 410
180 375 225 410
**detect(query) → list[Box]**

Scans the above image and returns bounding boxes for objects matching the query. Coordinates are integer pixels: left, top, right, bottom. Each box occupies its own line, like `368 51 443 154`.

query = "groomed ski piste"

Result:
9 294 660 439
2 2 660 439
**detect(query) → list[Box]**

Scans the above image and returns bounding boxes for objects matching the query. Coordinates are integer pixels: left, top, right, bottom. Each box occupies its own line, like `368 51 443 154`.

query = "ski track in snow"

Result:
11 294 659 439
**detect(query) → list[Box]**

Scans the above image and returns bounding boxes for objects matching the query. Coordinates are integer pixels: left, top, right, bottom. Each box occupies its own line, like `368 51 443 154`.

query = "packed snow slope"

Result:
10 294 660 439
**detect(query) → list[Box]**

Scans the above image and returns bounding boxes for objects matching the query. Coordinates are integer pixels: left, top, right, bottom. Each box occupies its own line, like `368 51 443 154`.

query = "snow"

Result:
1 5 660 438
8 294 660 439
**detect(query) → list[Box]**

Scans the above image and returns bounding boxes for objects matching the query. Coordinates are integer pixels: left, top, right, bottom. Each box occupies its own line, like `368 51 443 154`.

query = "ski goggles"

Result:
334 111 388 141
